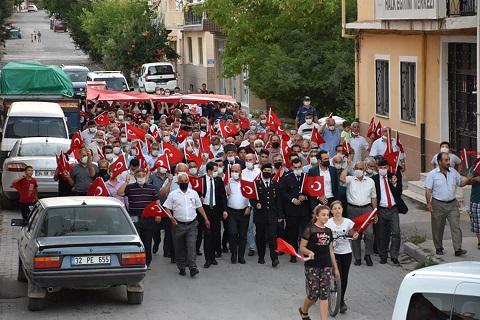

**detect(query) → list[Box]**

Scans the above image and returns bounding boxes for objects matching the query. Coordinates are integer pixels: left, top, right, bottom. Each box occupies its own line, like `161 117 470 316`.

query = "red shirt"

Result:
12 178 38 204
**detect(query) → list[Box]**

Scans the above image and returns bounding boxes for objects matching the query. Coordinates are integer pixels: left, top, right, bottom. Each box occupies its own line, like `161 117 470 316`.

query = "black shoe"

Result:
340 303 348 314
380 257 387 264
179 269 186 276
190 268 199 277
455 249 467 256
364 255 373 266
231 255 237 264
147 265 152 270
391 258 400 265
238 257 246 264
436 248 444 255
354 259 361 266
152 243 159 254
215 252 222 258
258 257 265 264
248 249 255 256
222 246 229 253
203 261 211 268
163 254 171 258
272 259 279 268
171 258 176 264
211 259 218 265
196 251 203 256
290 256 297 263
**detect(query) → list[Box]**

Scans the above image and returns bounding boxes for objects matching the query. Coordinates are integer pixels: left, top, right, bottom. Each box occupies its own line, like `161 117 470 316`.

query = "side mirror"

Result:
11 218 26 227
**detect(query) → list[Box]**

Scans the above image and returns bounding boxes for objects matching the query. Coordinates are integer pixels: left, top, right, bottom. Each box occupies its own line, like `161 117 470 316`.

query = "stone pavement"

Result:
0 211 19 280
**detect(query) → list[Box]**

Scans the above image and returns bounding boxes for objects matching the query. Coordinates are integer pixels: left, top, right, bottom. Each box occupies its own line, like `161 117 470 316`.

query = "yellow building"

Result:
347 0 477 183
153 0 265 112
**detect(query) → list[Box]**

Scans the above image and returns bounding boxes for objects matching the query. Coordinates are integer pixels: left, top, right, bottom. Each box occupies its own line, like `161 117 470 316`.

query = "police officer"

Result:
250 163 283 267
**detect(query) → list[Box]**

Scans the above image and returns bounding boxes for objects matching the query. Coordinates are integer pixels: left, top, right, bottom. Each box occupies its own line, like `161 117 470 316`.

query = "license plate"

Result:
34 170 55 177
71 255 111 265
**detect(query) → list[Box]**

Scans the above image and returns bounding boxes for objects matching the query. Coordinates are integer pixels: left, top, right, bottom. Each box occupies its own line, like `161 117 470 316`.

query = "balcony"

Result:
183 5 223 34
184 7 204 26
447 0 477 16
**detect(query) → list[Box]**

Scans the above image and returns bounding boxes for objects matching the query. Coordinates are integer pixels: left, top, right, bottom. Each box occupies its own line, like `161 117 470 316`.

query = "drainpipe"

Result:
341 0 356 39
421 32 427 172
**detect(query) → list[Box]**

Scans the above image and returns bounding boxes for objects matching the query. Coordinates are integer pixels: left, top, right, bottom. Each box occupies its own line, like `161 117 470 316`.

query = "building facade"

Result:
347 0 477 181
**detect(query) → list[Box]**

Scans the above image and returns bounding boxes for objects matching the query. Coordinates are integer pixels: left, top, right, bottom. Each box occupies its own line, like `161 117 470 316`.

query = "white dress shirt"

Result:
350 134 369 164
424 167 461 201
163 188 202 222
227 179 249 209
379 175 396 208
345 176 376 206
242 167 261 182
203 175 216 206
369 137 405 160
318 167 333 198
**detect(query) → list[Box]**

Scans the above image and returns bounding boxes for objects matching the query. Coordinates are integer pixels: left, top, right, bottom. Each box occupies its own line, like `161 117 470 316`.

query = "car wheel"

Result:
17 258 27 282
28 297 46 311
0 192 14 210
127 291 143 305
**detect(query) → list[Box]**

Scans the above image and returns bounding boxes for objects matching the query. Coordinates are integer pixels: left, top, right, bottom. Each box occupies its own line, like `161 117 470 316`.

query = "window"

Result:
64 70 88 82
94 77 127 91
18 142 69 157
147 65 174 76
400 61 416 123
375 59 390 116
406 292 480 320
187 37 193 63
5 117 67 139
198 37 203 65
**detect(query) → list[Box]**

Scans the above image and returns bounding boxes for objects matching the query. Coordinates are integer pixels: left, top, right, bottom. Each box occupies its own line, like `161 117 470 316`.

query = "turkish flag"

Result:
86 177 110 197
367 117 376 138
152 129 161 142
189 175 204 194
94 112 110 127
238 116 250 130
199 135 213 159
311 126 325 146
185 148 202 168
223 163 231 186
134 143 147 169
460 149 479 169
142 201 171 219
240 179 259 200
301 175 325 198
110 153 128 179
176 128 190 144
151 153 170 171
126 124 146 141
352 208 377 233
144 138 152 154
276 238 305 260
375 121 383 140
342 139 351 156
281 140 291 169
267 108 282 130
384 151 400 174
162 142 184 164
68 131 84 154
219 121 239 138
385 127 393 155
396 131 405 153
473 158 480 174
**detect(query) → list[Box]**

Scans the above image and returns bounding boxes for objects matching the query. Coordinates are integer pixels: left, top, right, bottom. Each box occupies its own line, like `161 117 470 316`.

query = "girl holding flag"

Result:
299 205 340 320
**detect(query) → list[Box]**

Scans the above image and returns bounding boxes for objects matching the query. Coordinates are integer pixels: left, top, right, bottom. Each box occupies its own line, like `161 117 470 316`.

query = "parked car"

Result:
87 71 131 91
53 21 66 32
27 5 38 12
11 197 147 311
392 261 480 319
1 137 72 208
137 62 177 93
61 65 90 98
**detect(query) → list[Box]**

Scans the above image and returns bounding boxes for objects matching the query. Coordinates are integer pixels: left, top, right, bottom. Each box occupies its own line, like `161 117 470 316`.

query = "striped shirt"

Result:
124 183 159 216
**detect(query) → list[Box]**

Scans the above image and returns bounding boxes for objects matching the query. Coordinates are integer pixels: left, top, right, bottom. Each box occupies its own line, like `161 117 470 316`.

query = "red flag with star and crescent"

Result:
94 112 110 127
342 139 351 156
267 108 282 130
396 131 405 153
110 153 128 179
240 179 259 200
152 129 161 142
126 124 146 141
219 121 239 138
176 128 190 144
311 126 325 146
86 177 110 197
151 153 170 171
67 131 84 154
375 121 383 140
142 201 172 219
367 117 376 138
189 175 204 194
352 208 378 233
133 143 147 169
185 146 202 168
300 175 325 198
384 151 400 174
238 116 250 130
162 142 184 164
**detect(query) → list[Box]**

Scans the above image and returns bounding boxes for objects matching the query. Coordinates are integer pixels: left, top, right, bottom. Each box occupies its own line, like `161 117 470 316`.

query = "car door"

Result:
451 282 480 319
20 204 43 271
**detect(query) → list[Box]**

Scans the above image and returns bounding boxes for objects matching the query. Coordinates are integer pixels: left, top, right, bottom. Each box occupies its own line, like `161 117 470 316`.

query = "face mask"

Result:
89 127 97 134
179 182 188 191
220 108 226 113
310 157 318 165
113 147 121 155
99 169 108 176
136 178 146 185
294 169 303 176
118 115 124 121
271 142 280 149
305 119 313 125
321 161 330 167
334 163 343 170
302 151 309 157
246 162 254 170
80 156 88 164
141 109 147 115
262 172 272 179
260 120 267 125
231 172 240 180
97 108 103 113
255 147 262 154
120 137 128 143
227 156 235 162
354 170 364 178
189 167 198 175
273 162 282 169
250 126 256 131
163 136 170 142
105 153 114 161
159 167 167 174
183 108 190 114
366 168 374 175
212 171 219 178
440 147 449 153
130 149 138 156
151 150 159 157
304 101 311 106
96 138 104 143
328 125 335 131
379 168 388 176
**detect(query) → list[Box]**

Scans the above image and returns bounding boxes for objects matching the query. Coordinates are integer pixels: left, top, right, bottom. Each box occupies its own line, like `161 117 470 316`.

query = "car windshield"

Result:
147 65 174 75
18 142 69 157
4 117 67 139
64 70 88 82
96 77 127 91
39 206 135 237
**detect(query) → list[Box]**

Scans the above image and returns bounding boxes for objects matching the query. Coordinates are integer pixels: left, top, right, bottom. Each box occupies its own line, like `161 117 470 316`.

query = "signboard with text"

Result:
375 0 447 20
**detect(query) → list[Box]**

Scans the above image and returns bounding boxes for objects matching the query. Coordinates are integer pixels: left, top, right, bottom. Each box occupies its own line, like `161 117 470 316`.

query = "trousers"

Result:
286 215 310 254
377 206 401 259
172 220 198 270
227 207 250 258
140 218 161 266
431 199 462 251
347 204 374 260
203 205 222 262
334 252 352 305
255 221 277 261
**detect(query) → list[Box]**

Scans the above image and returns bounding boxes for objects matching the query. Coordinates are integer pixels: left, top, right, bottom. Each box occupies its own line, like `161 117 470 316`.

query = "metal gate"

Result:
448 43 477 152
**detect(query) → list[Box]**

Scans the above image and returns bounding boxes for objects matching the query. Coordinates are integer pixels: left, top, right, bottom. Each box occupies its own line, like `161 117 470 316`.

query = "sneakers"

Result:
190 268 199 277
454 249 467 256
179 269 186 276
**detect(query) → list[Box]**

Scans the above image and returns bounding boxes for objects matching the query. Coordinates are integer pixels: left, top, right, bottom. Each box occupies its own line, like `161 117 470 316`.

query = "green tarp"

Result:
0 61 74 97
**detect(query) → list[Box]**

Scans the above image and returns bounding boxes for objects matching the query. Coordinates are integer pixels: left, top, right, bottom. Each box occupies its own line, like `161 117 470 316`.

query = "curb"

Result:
403 241 441 265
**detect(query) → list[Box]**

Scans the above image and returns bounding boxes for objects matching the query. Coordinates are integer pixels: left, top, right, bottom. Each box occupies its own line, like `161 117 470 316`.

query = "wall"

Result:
357 0 375 22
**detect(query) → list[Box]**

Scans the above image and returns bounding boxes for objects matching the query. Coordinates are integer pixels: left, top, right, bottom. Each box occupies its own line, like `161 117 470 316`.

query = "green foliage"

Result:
0 0 15 47
204 0 356 118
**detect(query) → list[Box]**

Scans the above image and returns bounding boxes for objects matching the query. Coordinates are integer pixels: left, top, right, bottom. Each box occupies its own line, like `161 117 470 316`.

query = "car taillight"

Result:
6 162 27 172
145 76 150 82
34 256 61 269
121 253 146 266
173 72 177 80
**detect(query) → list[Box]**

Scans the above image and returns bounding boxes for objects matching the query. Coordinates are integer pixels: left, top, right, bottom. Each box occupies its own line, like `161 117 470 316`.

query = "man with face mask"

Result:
298 114 320 140
308 150 339 207
267 135 282 163
103 145 115 164
302 149 319 174
340 160 377 266
350 122 370 164
298 140 312 166
431 141 461 169
365 157 379 177
319 117 341 157
223 143 246 170
96 159 110 181
295 96 318 128
210 136 224 161
64 148 98 196
272 154 287 181
242 153 261 256
81 120 97 146
145 143 161 169
250 163 283 267
280 158 310 263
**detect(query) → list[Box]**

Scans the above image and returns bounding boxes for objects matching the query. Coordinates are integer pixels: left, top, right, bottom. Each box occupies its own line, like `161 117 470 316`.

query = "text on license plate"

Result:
34 170 55 177
71 255 111 265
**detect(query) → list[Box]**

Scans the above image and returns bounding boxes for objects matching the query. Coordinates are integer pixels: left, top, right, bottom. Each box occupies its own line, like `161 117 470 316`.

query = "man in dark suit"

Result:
371 159 408 265
250 163 283 267
201 161 228 268
308 150 339 208
280 158 310 263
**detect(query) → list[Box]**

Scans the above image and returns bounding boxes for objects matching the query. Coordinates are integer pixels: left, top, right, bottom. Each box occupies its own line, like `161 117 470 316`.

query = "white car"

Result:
87 71 130 91
137 62 177 93
392 261 480 319
1 138 73 208
27 5 38 12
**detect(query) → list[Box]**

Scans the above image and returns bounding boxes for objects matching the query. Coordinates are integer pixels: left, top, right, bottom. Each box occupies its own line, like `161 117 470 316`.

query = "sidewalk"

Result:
0 211 19 280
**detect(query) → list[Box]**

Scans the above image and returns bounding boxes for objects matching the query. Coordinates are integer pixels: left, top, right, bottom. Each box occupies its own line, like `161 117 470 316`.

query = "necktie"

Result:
266 181 269 188
297 176 301 183
383 176 392 209
209 177 214 208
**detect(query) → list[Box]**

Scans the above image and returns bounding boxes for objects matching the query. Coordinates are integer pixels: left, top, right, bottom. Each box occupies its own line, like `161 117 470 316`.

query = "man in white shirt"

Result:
226 164 251 264
81 120 97 146
430 141 462 169
297 114 320 140
163 173 210 277
242 153 261 256
87 130 106 163
340 160 377 266
369 127 403 159
349 122 370 164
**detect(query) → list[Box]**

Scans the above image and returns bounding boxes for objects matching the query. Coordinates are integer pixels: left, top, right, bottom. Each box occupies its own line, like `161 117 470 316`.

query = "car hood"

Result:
72 82 86 89
37 235 142 248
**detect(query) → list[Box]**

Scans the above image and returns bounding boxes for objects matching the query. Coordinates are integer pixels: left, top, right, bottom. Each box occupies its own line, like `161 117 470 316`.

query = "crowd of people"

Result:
12 93 480 320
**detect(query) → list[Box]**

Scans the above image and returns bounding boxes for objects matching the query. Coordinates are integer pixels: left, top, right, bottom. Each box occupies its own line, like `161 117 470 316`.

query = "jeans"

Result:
247 208 257 251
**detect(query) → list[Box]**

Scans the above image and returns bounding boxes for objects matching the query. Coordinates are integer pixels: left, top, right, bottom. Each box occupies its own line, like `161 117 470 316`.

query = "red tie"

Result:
383 176 392 209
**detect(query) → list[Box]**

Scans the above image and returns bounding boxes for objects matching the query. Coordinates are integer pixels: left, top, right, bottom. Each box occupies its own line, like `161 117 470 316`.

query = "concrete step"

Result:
407 180 424 196
403 189 426 204
420 172 428 182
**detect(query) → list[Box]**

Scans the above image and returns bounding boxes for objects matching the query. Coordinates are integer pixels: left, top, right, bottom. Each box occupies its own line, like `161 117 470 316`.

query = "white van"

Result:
87 71 130 91
137 62 177 93
392 261 480 319
1 102 69 160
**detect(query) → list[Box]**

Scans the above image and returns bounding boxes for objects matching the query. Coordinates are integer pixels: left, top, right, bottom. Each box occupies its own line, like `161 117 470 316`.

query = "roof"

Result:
142 62 175 67
18 137 70 145
39 197 125 208
408 262 480 280
8 101 64 117
61 65 90 72
88 71 125 79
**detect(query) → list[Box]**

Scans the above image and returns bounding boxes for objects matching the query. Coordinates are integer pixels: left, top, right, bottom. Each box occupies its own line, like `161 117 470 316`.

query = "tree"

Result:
81 0 178 82
203 0 356 117
0 0 15 48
